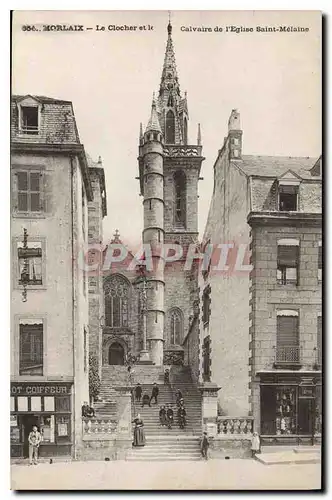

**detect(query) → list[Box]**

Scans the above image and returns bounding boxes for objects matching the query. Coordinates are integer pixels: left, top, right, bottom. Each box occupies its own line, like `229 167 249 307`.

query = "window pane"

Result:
44 397 55 412
17 397 28 411
112 296 121 327
285 267 297 282
31 397 41 412
17 172 28 191
30 172 40 192
18 192 28 211
30 193 40 211
261 386 276 435
276 387 297 435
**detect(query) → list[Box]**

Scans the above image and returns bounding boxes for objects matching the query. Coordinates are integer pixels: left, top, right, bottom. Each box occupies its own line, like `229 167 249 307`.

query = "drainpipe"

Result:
70 156 77 460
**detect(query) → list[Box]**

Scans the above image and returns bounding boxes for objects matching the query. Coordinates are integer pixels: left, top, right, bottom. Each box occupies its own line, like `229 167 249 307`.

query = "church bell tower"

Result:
138 20 204 366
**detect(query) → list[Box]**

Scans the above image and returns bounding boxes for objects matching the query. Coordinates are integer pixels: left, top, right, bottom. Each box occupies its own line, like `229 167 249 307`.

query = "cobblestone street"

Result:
11 459 321 490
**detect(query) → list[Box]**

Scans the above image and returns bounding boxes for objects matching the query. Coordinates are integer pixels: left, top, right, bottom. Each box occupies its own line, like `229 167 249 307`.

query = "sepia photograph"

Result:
10 8 322 490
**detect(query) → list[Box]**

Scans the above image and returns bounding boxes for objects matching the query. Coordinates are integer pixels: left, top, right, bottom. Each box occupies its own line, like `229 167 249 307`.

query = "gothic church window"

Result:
104 275 129 328
174 170 186 227
166 110 175 143
168 308 183 345
183 117 188 145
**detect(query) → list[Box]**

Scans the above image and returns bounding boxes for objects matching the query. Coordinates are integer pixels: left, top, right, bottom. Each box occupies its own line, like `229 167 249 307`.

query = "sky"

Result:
12 10 321 248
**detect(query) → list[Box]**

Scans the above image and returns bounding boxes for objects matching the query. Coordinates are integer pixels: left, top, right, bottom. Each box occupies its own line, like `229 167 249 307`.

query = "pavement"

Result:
10 458 322 490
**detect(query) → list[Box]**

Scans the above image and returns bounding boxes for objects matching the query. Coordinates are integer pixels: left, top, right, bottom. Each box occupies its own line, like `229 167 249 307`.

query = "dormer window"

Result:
278 171 301 212
21 106 38 134
17 96 41 136
279 185 298 211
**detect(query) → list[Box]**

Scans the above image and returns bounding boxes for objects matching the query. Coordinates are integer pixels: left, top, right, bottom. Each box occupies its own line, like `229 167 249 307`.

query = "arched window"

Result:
168 308 183 345
183 117 188 145
174 170 186 227
166 110 175 144
104 275 129 328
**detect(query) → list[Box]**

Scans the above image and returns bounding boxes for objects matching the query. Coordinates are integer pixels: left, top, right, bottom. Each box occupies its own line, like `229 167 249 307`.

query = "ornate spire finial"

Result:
168 11 172 35
197 123 201 146
139 122 143 140
98 155 102 164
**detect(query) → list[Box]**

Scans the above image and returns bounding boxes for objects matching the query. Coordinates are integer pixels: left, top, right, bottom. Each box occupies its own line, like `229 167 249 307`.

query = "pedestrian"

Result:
201 431 209 460
176 389 183 407
142 393 150 408
81 401 90 418
164 368 170 385
150 382 159 405
28 425 42 465
159 405 167 427
128 365 135 385
132 414 145 447
134 383 142 402
166 405 174 429
177 404 186 429
251 431 260 458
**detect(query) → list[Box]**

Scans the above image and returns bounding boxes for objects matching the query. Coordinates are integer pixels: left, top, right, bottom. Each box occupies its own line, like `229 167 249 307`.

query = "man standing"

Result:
28 425 42 465
134 383 142 403
150 383 159 405
201 431 209 460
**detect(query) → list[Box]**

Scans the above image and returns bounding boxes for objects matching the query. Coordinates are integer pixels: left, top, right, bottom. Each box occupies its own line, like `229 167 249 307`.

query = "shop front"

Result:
10 382 73 458
259 373 321 446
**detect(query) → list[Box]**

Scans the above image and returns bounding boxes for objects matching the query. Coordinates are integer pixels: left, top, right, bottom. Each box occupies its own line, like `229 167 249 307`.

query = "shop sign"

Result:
11 383 71 396
299 386 315 398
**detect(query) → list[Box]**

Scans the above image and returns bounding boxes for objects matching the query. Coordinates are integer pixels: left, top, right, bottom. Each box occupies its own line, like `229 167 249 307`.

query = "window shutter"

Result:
277 316 298 346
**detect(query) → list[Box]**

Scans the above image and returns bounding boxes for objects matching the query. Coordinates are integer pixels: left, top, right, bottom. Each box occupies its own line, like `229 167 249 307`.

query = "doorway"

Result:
298 398 314 435
108 342 125 365
21 414 39 458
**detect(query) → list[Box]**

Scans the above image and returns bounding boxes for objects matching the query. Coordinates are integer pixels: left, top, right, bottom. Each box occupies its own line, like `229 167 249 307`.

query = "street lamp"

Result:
20 228 30 302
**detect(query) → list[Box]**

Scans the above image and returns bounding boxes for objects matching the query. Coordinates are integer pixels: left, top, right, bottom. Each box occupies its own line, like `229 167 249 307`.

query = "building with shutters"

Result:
201 109 322 445
10 95 107 459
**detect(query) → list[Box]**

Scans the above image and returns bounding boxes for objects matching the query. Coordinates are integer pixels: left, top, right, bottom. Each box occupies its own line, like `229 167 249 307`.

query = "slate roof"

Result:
235 155 320 180
12 94 72 105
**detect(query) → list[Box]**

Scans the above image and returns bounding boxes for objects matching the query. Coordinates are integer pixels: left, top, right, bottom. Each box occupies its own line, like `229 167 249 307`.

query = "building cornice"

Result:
247 211 322 227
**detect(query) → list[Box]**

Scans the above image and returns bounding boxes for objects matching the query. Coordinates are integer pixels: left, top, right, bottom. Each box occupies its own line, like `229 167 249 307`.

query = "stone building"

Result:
202 109 322 445
10 95 106 459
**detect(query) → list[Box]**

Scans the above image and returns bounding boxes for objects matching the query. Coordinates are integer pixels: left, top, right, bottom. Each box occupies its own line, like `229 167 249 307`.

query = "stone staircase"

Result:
95 364 203 461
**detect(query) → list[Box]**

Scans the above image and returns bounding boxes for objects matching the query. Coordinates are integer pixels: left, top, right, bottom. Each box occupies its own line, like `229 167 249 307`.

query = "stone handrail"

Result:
217 416 254 436
82 418 117 436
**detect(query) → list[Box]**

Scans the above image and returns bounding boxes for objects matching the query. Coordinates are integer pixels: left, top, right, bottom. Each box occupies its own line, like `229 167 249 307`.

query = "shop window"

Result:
277 239 299 285
56 415 70 440
174 170 186 228
166 110 175 143
10 397 15 412
168 308 183 345
19 321 43 375
55 396 70 413
104 274 130 328
318 242 322 282
276 311 300 364
17 241 43 286
21 106 39 134
276 387 297 435
40 415 55 443
278 185 298 211
14 170 43 213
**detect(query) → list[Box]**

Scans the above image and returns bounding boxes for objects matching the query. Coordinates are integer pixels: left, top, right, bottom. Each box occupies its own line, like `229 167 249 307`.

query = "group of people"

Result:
133 382 159 407
81 401 95 419
158 388 187 430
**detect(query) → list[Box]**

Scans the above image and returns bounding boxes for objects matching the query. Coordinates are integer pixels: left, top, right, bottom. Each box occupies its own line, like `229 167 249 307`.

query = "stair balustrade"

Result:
82 418 117 439
217 416 254 436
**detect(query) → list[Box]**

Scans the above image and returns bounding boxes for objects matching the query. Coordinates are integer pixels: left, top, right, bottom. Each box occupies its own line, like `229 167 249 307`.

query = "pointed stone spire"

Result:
145 94 162 133
197 123 201 146
139 122 143 143
159 17 179 97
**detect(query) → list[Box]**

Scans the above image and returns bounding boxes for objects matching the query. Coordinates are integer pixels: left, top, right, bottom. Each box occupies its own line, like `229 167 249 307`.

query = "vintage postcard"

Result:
10 9 322 490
